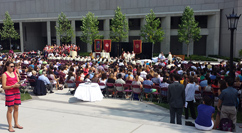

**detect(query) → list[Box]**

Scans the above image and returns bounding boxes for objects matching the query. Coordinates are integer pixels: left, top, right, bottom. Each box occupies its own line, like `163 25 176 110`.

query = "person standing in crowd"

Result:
167 74 185 125
167 52 172 62
217 78 238 130
2 61 23 132
185 76 196 119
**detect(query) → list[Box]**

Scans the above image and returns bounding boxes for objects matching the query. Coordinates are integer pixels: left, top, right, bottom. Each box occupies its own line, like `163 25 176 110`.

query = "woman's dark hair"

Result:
27 66 33 72
70 66 74 72
203 96 212 106
49 69 54 74
67 71 74 81
84 74 90 81
3 61 13 72
101 73 107 80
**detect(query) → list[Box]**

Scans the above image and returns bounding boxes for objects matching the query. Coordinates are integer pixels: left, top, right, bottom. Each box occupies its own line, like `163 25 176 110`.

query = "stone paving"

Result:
0 89 240 133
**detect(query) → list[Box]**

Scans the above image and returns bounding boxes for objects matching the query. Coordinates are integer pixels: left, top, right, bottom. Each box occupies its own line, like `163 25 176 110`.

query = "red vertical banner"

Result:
94 39 102 52
103 39 112 52
133 40 142 54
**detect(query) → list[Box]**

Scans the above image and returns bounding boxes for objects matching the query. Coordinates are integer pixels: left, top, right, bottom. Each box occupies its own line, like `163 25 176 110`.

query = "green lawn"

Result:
209 55 241 62
20 92 32 101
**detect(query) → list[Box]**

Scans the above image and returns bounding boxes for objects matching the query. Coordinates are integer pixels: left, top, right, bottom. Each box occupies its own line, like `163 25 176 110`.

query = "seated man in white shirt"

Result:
140 68 147 79
158 52 166 60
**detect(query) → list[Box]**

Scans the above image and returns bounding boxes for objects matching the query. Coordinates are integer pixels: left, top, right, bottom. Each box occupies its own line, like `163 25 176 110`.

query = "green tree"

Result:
80 12 102 51
140 9 165 44
110 7 129 42
0 11 19 50
178 6 201 57
55 12 75 44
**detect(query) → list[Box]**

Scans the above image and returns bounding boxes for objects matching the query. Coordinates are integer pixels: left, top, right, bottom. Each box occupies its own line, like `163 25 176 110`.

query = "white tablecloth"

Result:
74 83 103 102
70 51 77 57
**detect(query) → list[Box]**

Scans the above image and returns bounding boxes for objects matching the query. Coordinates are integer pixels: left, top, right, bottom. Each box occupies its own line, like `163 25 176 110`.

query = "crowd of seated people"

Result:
0 50 242 131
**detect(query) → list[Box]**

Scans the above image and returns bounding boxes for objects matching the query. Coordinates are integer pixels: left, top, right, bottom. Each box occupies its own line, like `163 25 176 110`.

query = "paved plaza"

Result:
0 89 240 133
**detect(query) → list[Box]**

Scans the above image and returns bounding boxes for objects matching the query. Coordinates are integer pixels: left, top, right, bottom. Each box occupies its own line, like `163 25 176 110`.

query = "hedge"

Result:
1 50 21 53
209 55 241 62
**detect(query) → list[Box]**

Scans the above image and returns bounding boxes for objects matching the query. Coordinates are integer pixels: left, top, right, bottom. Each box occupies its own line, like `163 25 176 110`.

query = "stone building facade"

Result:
0 0 240 57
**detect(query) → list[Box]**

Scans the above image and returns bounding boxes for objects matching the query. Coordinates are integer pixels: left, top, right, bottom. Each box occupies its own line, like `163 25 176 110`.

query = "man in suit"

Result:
167 74 185 125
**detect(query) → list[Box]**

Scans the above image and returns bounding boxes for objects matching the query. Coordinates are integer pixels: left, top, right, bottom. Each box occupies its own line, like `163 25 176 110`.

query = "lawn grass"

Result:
209 55 241 62
20 92 32 101
153 101 242 123
184 55 217 61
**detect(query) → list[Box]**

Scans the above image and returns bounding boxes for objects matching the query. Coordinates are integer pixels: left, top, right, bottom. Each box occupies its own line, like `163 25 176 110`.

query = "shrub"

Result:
79 52 91 56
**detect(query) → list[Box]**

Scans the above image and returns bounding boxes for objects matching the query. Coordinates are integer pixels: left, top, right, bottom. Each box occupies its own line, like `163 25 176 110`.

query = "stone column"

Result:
140 18 146 40
104 18 110 39
56 21 60 46
161 16 171 54
19 22 24 52
213 12 220 55
206 12 220 56
71 20 76 44
47 21 51 45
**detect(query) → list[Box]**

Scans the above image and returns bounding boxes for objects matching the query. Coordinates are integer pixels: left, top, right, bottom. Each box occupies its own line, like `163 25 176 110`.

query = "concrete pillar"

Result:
161 16 171 54
104 19 110 39
206 12 220 56
56 21 60 46
213 12 220 55
47 21 51 45
140 18 146 41
71 20 76 44
19 22 24 52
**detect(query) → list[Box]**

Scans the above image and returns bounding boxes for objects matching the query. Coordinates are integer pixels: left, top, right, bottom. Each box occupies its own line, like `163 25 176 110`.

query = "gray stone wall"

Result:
0 0 234 20
0 0 239 57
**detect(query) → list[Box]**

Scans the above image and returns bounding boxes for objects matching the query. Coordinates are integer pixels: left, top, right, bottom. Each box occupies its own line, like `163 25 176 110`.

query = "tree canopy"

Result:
178 6 201 57
80 12 102 45
0 11 19 49
55 12 75 44
140 9 165 44
110 7 129 42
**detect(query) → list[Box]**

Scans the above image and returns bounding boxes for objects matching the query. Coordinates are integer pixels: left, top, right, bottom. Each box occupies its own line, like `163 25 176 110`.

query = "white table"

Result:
74 83 103 102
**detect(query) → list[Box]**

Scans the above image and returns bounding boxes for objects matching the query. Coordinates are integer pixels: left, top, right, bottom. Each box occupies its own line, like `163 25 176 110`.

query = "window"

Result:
171 17 182 29
98 20 104 31
75 21 82 31
129 18 141 30
195 16 208 28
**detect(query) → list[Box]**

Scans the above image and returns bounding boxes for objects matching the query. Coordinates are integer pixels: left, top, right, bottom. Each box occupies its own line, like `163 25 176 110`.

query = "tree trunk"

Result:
9 38 11 50
187 43 189 57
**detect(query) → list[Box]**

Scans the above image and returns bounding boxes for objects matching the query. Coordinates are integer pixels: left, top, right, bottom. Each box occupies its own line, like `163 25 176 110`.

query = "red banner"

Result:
103 39 112 52
133 40 142 54
94 39 102 52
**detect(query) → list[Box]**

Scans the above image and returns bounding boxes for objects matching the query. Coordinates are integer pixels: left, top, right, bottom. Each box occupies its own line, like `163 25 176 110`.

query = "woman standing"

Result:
2 61 23 132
